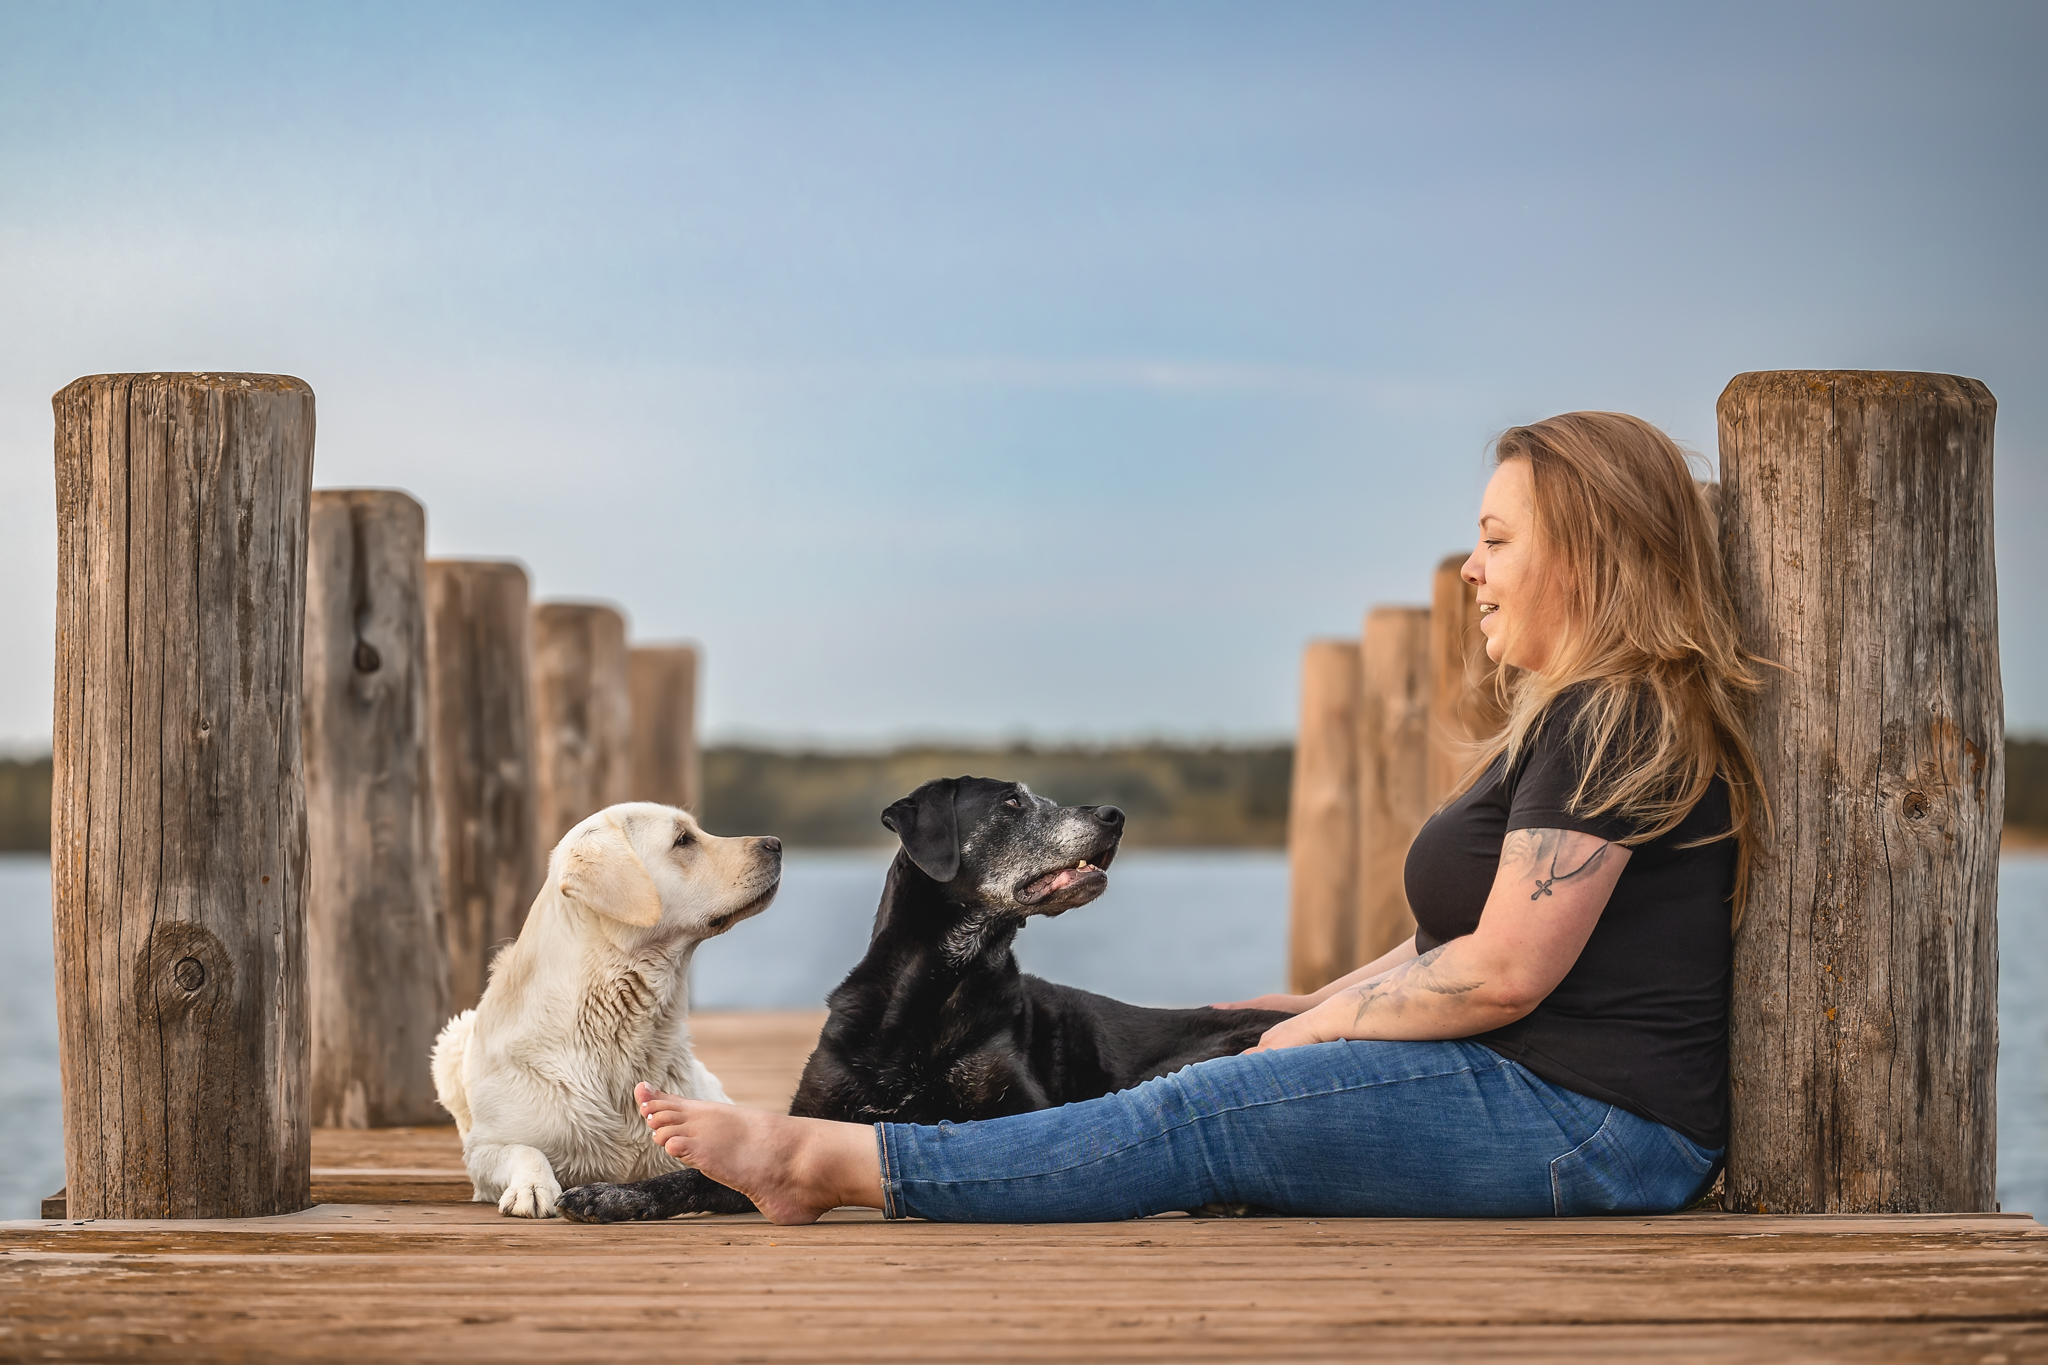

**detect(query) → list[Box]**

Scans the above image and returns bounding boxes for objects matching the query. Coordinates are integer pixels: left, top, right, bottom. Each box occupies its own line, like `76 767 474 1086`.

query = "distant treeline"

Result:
9 739 2048 854
0 756 50 852
700 743 1293 848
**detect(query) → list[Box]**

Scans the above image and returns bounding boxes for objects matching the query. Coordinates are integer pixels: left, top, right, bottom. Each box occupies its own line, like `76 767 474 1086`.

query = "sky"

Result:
1 1 2043 748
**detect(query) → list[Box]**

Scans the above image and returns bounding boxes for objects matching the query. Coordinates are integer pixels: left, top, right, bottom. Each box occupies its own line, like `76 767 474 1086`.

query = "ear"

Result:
881 778 961 883
558 818 664 927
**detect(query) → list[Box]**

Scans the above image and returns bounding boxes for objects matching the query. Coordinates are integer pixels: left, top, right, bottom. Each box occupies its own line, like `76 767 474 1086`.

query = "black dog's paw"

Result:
557 1182 667 1223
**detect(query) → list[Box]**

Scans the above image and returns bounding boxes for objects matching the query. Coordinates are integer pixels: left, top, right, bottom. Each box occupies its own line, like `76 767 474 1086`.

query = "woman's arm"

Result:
1245 828 1629 1051
1214 936 1420 1014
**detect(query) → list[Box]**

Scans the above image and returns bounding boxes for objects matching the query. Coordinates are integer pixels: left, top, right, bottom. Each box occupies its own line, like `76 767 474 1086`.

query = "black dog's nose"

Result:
1092 806 1125 828
759 836 783 855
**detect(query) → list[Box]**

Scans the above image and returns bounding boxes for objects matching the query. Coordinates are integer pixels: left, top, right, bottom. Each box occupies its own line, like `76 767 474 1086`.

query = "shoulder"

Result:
1504 681 1653 840
1518 681 1639 772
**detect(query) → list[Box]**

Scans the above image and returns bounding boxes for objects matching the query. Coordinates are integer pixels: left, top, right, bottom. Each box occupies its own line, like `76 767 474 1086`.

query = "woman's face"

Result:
1462 459 1568 673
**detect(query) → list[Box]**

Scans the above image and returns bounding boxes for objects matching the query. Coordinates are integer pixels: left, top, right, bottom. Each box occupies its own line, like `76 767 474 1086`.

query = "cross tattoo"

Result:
1530 878 1554 901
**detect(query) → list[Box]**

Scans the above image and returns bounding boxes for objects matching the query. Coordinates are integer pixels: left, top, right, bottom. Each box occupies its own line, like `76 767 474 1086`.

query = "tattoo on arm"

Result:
1344 943 1482 1027
1502 828 1612 902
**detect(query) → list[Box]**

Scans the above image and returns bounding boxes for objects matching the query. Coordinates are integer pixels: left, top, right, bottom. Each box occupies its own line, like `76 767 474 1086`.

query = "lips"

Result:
706 883 779 933
1015 850 1116 907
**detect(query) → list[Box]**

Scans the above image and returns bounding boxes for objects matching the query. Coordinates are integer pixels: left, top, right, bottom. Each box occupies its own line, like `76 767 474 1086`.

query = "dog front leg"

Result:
557 1167 757 1222
466 1141 564 1219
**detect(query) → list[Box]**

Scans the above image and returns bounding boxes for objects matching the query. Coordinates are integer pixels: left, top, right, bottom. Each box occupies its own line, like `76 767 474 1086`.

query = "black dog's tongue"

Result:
1021 861 1108 905
1024 866 1089 901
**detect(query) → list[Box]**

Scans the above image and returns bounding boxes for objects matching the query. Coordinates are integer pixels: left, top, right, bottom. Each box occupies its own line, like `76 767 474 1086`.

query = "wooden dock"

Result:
8 1011 2048 1363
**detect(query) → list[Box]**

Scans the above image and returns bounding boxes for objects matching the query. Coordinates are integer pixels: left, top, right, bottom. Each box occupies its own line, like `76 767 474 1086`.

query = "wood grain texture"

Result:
7 1207 2045 1362
1286 640 1360 994
50 372 314 1218
530 602 632 851
1355 607 1430 963
1426 554 1506 804
628 644 701 814
304 491 451 1128
425 560 541 1012
1719 370 2001 1213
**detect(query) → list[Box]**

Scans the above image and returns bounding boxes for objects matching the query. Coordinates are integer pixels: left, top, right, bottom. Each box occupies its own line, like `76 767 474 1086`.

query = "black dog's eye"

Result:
1003 795 1023 809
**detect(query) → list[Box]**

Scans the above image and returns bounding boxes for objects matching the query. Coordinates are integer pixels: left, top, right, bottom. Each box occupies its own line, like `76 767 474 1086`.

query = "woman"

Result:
637 411 1765 1223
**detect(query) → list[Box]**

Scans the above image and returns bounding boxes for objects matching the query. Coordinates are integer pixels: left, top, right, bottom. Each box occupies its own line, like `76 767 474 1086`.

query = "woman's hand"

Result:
1213 993 1314 1014
1242 1000 1353 1052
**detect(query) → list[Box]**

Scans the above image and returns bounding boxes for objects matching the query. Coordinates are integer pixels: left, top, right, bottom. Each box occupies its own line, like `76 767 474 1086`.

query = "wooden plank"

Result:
1719 372 2002 1214
1425 552 1505 804
49 371 315 1220
426 559 543 1013
5 1208 2044 1362
629 644 702 813
304 490 451 1127
1285 640 1361 993
689 1009 826 1113
1354 606 1430 962
530 602 632 849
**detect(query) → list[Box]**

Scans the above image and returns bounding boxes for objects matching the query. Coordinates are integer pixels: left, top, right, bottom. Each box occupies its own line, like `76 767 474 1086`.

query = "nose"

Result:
1092 805 1125 829
758 836 782 855
1461 545 1484 586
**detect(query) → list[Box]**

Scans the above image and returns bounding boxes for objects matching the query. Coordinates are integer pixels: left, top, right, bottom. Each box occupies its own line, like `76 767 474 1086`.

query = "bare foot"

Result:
635 1081 880 1225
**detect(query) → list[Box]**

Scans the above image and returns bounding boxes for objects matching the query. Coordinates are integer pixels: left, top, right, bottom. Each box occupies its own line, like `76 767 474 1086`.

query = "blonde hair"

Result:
1466 411 1768 923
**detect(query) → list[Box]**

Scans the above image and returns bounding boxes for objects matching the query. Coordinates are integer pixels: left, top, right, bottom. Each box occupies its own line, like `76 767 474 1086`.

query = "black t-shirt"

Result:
1403 687 1734 1147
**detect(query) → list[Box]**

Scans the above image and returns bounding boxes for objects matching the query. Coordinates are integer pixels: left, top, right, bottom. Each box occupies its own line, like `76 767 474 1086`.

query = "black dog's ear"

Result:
881 778 961 883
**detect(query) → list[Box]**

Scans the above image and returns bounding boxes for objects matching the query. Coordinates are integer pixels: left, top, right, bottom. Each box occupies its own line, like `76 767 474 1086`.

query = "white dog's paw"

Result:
498 1176 562 1219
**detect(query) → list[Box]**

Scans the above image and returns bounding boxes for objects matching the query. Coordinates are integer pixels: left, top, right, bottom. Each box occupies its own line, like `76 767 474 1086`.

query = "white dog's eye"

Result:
673 830 694 849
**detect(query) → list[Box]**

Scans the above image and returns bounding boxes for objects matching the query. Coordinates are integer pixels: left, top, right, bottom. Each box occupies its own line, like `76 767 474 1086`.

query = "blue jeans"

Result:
876 1039 1719 1221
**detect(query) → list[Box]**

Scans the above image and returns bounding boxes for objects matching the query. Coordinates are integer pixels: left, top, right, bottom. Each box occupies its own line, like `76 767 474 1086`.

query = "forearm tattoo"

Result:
1342 943 1481 1028
1502 828 1611 902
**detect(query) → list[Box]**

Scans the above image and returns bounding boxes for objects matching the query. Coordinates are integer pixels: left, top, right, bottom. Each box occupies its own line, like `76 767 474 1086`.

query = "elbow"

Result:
1475 976 1548 1024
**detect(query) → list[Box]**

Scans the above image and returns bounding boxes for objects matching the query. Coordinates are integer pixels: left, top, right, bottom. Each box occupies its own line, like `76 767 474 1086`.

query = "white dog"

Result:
431 802 780 1218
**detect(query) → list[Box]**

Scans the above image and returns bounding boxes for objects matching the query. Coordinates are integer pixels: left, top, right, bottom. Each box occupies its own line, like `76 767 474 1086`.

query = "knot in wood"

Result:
173 956 206 992
353 640 382 673
1902 790 1931 822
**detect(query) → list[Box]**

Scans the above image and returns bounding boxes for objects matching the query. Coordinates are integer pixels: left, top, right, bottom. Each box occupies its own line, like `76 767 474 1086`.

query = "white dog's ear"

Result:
559 820 663 927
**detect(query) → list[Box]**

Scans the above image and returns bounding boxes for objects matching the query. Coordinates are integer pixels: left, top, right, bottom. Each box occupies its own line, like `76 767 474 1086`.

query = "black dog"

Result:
556 775 1292 1222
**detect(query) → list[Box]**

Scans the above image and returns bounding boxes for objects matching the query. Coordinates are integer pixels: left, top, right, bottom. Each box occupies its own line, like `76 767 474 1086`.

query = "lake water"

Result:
3 849 2043 1221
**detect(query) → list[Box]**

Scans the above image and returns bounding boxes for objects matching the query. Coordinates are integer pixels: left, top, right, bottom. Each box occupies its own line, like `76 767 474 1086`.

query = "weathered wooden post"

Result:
426 560 542 1012
51 373 313 1217
629 644 702 813
1426 553 1505 804
1720 371 2001 1213
1355 607 1431 962
531 602 632 850
1287 640 1361 994
303 490 450 1128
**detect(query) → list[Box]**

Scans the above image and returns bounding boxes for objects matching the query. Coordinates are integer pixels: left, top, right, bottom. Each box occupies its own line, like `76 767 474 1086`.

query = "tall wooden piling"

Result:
303 490 450 1128
1355 607 1431 963
1287 640 1361 994
51 373 314 1218
1719 370 2001 1213
1426 553 1505 804
426 560 542 1012
531 602 632 850
629 644 702 814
